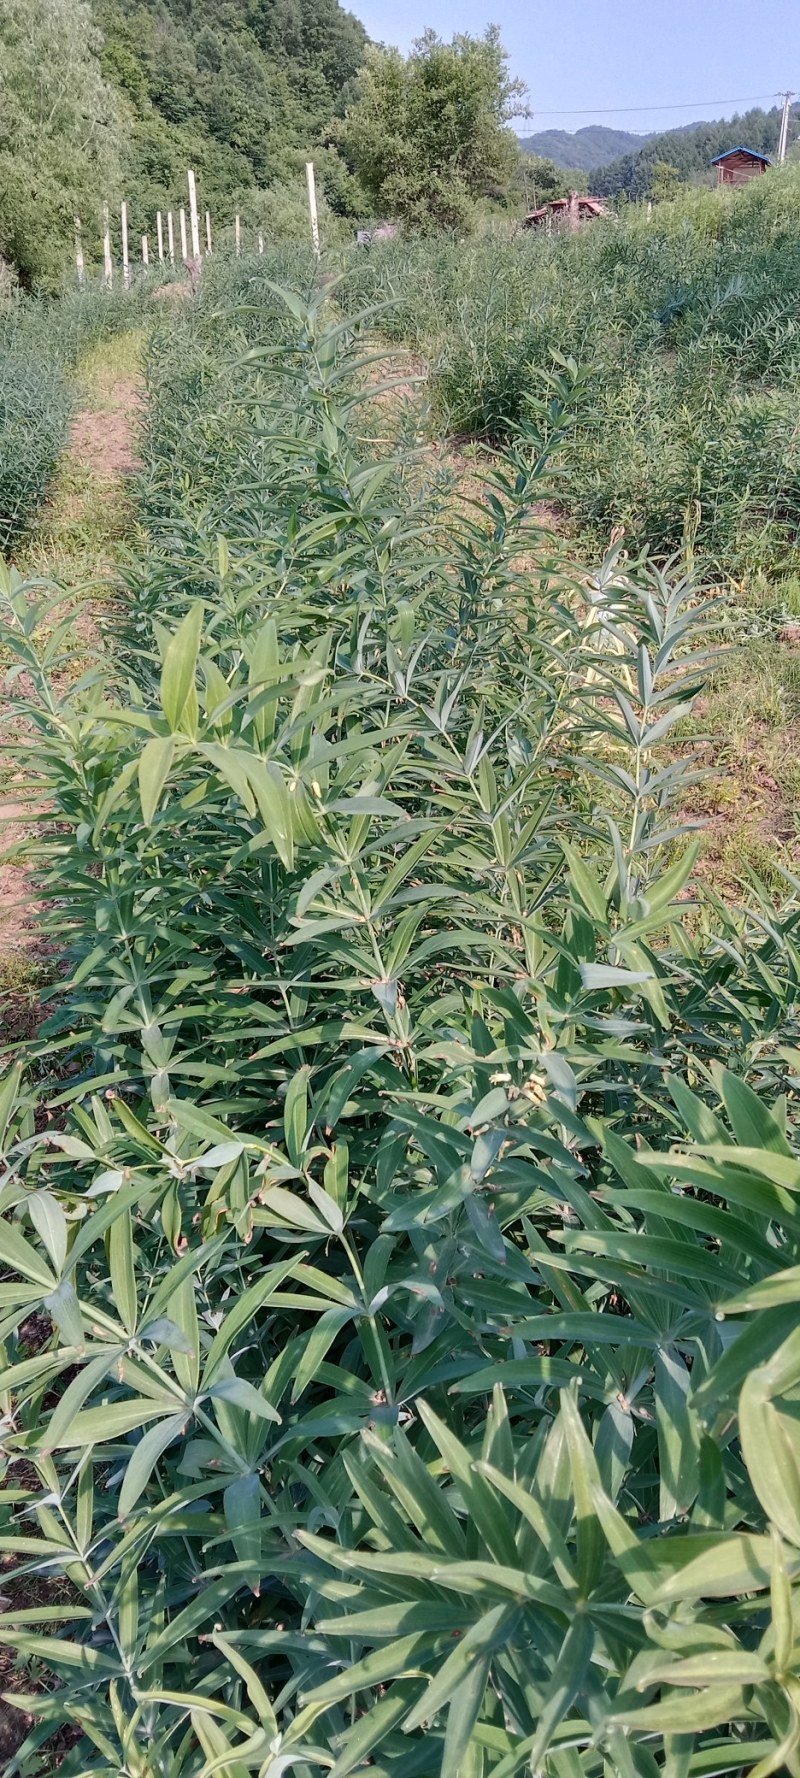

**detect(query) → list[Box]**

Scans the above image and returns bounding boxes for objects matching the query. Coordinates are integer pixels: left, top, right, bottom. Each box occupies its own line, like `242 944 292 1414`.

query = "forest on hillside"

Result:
95 0 370 224
519 123 651 171
593 105 788 196
2 0 553 287
2 0 798 294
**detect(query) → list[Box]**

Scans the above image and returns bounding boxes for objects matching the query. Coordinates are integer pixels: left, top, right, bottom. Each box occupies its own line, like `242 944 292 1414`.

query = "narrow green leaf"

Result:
138 736 176 824
108 1207 137 1336
160 602 204 734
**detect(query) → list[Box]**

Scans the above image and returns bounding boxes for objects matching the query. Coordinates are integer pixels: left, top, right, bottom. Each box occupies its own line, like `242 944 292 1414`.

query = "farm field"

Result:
4 183 800 1778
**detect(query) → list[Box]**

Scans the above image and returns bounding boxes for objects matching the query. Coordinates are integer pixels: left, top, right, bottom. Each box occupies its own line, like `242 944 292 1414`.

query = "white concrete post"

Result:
156 210 164 262
75 215 85 287
103 203 112 289
205 209 212 252
167 210 175 265
187 168 201 260
142 234 149 267
179 207 188 261
305 161 320 257
121 200 129 289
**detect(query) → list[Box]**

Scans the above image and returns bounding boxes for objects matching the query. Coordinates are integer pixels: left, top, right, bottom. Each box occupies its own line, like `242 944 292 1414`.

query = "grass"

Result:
76 326 146 407
0 950 52 1048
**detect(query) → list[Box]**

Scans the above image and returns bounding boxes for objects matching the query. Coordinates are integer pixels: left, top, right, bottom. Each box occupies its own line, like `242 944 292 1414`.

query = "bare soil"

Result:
69 375 142 476
0 797 38 954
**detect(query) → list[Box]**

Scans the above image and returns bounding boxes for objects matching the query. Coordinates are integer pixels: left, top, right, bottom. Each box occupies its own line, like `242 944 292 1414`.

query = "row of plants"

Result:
340 168 800 578
0 277 172 552
4 263 800 1776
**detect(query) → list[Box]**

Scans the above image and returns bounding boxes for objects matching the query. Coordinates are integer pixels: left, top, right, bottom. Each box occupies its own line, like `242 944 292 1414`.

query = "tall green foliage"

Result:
336 28 526 231
0 0 123 289
341 167 800 575
4 264 800 1777
95 0 369 236
0 352 73 551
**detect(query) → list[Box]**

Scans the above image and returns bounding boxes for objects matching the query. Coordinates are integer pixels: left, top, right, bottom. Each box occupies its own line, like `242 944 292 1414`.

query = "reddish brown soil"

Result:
0 797 37 953
69 376 142 476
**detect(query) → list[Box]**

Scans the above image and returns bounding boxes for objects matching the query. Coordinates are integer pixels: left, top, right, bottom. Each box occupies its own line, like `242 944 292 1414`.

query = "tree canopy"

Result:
337 28 527 231
97 0 369 234
0 0 372 287
0 0 122 288
0 1 543 287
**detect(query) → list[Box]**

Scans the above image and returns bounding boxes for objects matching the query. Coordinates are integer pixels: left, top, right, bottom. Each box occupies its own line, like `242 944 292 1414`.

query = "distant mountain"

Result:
518 125 653 172
593 106 784 198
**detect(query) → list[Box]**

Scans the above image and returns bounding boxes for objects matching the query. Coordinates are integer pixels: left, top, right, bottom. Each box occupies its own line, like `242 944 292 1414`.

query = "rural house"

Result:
711 146 771 186
522 191 609 232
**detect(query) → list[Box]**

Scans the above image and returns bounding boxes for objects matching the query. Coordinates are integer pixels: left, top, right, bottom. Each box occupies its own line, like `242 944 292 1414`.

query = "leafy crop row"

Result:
0 278 172 551
341 170 800 576
0 351 73 552
3 266 800 1777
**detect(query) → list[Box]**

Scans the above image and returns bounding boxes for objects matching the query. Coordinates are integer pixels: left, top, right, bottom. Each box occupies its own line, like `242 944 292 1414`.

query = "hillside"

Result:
594 103 785 196
519 124 650 170
95 0 369 234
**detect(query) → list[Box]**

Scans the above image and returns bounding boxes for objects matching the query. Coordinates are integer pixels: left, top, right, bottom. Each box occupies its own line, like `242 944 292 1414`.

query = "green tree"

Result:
594 104 781 200
338 27 527 232
649 158 683 202
0 0 122 288
511 153 587 215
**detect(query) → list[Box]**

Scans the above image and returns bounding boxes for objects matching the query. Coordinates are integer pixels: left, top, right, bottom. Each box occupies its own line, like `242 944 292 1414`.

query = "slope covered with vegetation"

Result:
1 1 536 288
519 123 651 171
593 105 785 199
0 0 370 289
96 0 370 231
5 248 800 1778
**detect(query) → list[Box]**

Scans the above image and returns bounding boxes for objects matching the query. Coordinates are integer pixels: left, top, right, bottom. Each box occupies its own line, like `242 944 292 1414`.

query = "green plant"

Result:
335 27 526 233
0 278 155 551
339 170 800 577
0 350 73 550
4 281 800 1778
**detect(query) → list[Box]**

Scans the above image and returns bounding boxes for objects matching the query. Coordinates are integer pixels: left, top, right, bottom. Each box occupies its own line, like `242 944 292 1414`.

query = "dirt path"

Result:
0 334 143 1045
69 373 142 476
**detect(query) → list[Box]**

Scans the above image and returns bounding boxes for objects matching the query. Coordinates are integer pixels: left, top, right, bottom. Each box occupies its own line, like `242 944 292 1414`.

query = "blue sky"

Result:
348 0 800 132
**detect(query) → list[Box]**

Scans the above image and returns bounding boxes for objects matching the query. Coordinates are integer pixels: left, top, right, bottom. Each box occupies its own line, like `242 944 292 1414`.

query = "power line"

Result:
528 93 786 119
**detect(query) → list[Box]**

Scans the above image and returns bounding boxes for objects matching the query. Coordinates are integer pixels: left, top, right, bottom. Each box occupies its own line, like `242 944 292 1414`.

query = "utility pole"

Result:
777 90 795 163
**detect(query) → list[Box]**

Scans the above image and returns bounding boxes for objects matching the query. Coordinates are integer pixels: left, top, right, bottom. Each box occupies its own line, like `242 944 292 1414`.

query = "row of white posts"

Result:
75 164 321 287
